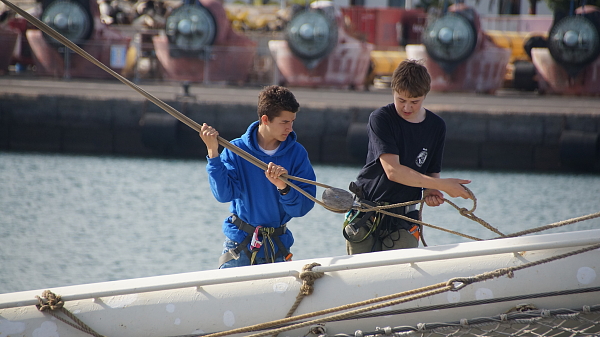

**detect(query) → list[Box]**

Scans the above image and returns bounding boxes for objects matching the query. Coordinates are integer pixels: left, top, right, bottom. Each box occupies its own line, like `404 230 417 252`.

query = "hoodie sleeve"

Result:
278 145 316 218
206 149 241 203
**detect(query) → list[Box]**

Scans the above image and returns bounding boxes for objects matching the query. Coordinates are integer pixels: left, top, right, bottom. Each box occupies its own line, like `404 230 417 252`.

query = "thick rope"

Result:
245 286 453 337
445 242 600 291
0 0 351 213
201 282 449 337
36 290 105 337
0 0 524 224
285 263 324 318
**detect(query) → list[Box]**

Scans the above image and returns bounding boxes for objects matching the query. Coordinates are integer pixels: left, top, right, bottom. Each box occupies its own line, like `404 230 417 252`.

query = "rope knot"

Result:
36 290 64 311
285 263 324 318
459 208 473 217
34 291 105 337
299 263 324 295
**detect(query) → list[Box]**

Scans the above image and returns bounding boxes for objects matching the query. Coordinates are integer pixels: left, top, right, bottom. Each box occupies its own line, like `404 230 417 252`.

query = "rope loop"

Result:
36 290 64 311
447 277 474 291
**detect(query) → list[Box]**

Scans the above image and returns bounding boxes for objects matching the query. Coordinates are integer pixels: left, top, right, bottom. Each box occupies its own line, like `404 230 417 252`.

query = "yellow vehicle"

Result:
486 29 548 90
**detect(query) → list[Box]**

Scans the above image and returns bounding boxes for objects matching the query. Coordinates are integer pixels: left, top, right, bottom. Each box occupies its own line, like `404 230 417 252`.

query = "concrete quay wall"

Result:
1 93 599 172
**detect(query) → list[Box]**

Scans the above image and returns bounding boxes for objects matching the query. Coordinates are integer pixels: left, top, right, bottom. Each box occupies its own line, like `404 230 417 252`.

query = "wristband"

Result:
278 185 291 195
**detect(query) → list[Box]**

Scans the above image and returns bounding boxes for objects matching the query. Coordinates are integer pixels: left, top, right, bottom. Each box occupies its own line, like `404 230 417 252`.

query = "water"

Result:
1 152 599 294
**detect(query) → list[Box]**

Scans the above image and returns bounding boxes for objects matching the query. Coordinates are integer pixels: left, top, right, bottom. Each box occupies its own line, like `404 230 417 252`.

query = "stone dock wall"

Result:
1 93 599 172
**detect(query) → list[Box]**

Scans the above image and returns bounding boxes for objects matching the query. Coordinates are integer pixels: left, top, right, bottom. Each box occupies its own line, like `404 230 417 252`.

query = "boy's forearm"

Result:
384 162 439 190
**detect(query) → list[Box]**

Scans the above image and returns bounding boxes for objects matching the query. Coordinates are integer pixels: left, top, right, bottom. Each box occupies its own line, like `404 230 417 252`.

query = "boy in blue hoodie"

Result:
199 85 316 268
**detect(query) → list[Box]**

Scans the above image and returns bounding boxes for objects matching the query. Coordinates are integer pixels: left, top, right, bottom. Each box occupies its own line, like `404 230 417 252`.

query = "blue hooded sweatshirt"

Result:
206 121 316 257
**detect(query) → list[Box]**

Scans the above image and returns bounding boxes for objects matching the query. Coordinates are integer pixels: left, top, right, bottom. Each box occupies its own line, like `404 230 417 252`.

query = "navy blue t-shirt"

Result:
354 103 446 204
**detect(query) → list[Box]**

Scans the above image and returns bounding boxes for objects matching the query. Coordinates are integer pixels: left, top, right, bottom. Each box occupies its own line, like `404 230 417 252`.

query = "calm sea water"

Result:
1 152 599 294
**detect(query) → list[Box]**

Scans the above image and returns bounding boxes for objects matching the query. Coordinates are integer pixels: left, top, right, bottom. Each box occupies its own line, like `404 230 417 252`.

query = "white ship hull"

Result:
1 229 599 336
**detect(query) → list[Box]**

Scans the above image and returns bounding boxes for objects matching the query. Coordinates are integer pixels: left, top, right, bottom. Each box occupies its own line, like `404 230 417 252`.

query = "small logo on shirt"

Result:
416 148 428 167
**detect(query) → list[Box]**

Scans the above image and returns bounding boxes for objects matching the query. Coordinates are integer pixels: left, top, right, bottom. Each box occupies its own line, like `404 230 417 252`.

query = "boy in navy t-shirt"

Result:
345 60 472 254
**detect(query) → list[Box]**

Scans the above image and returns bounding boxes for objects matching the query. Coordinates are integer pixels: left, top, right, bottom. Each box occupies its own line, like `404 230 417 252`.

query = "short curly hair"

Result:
257 85 300 122
391 59 431 98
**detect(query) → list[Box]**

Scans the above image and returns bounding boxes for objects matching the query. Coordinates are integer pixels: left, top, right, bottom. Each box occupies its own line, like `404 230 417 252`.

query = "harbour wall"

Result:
1 93 599 172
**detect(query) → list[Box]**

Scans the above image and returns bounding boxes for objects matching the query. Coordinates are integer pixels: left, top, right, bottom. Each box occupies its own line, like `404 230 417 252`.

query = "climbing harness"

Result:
218 215 292 267
342 184 507 245
343 199 420 245
342 182 426 249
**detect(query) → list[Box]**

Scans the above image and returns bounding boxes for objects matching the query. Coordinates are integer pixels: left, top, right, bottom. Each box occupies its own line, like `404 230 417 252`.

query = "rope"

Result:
36 290 105 337
502 211 600 238
201 282 450 337
356 200 484 241
0 0 350 213
352 185 505 241
0 0 528 226
285 263 324 318
347 287 600 321
244 285 455 337
442 242 600 293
